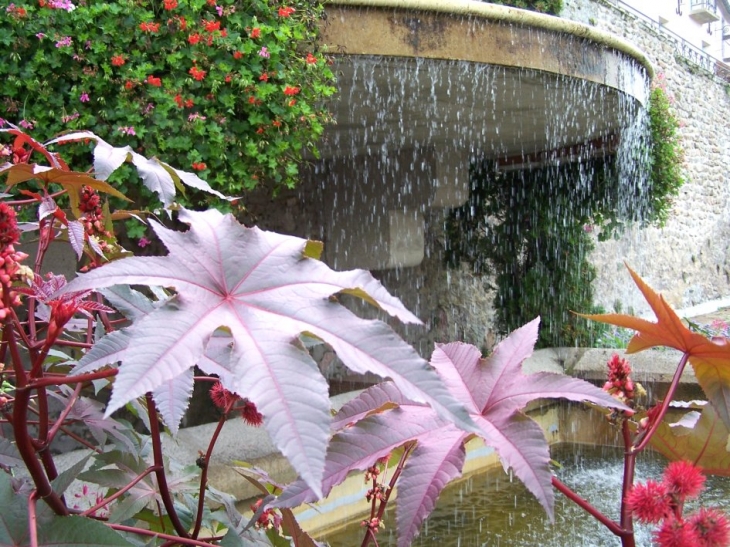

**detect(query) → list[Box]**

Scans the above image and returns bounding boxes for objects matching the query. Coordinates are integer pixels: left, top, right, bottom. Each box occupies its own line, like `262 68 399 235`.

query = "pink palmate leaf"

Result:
275 318 628 547
59 208 474 497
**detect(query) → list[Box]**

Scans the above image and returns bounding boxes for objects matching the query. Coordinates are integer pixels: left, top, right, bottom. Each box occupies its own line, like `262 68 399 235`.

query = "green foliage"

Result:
445 161 612 347
486 0 563 15
445 76 686 348
646 82 685 226
0 0 335 201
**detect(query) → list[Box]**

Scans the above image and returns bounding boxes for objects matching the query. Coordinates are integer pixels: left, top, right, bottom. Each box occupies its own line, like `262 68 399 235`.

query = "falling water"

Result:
319 444 730 546
298 50 651 353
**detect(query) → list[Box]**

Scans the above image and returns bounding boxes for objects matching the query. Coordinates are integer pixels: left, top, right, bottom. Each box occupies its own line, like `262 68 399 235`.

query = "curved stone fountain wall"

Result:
563 0 730 315
245 1 660 356
249 0 729 357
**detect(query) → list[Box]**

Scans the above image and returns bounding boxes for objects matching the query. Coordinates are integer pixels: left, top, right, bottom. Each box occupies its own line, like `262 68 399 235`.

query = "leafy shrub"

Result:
445 74 685 348
0 0 335 200
445 160 611 347
486 0 563 15
647 78 685 226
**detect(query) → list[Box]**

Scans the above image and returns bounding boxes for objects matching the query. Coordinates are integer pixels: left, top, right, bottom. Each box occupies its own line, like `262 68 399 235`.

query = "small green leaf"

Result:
38 515 134 546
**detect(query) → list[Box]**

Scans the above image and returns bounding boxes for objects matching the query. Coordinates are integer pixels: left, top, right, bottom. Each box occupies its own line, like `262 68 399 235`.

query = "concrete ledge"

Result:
324 0 654 80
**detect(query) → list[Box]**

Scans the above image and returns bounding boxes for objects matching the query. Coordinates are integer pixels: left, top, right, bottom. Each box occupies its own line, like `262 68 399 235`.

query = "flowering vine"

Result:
0 0 336 204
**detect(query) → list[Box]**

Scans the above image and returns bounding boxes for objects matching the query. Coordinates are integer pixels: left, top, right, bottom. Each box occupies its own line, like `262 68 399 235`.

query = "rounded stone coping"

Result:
325 0 653 78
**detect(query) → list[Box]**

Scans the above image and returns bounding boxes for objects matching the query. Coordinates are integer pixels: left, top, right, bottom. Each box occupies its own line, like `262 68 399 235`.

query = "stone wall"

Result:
563 0 730 314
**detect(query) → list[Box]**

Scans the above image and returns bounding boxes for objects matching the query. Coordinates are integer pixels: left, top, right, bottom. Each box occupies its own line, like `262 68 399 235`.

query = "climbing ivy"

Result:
445 161 611 347
445 74 685 348
646 84 685 226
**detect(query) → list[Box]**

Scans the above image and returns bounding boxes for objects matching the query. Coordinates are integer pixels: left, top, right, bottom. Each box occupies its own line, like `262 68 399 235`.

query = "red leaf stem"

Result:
360 443 415 547
619 420 636 540
108 524 223 546
552 476 627 537
13 382 68 515
632 353 690 453
191 413 228 539
45 383 82 446
80 465 161 518
29 490 39 547
30 367 117 388
146 393 191 539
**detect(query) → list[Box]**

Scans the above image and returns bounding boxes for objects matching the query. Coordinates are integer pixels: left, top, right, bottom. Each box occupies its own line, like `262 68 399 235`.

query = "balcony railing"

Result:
689 0 721 23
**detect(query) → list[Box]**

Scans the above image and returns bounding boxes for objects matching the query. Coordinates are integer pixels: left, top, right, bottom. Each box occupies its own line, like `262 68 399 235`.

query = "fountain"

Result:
245 0 655 358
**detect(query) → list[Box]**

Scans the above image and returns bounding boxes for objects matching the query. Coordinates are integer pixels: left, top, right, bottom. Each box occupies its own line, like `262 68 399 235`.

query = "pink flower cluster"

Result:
603 353 636 404
628 461 730 546
0 203 28 320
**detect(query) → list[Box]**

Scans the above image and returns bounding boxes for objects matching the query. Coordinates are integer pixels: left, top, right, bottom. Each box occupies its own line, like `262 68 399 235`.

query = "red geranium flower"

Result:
188 33 202 45
124 80 134 90
163 0 177 9
233 51 243 60
305 53 317 64
184 98 194 108
139 21 160 33
192 162 207 171
111 55 125 67
146 75 162 87
204 20 220 32
278 6 295 17
250 27 261 38
189 67 207 81
283 85 300 96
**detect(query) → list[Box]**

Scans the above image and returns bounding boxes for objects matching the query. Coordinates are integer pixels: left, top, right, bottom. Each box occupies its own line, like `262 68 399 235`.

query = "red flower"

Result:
627 480 672 524
176 15 187 30
283 86 300 96
689 507 730 546
139 21 160 33
188 32 202 45
663 461 706 500
111 55 125 67
163 0 177 9
204 20 220 32
278 6 296 17
124 80 134 90
147 75 162 87
272 119 281 128
654 518 701 547
256 127 265 134
220 28 227 38
0 203 20 247
174 94 184 108
259 72 269 82
184 98 194 108
305 53 317 64
192 162 207 171
225 74 232 83
287 99 296 107
248 96 256 104
240 399 263 427
250 27 261 39
189 67 207 81
210 382 238 410
233 51 243 60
